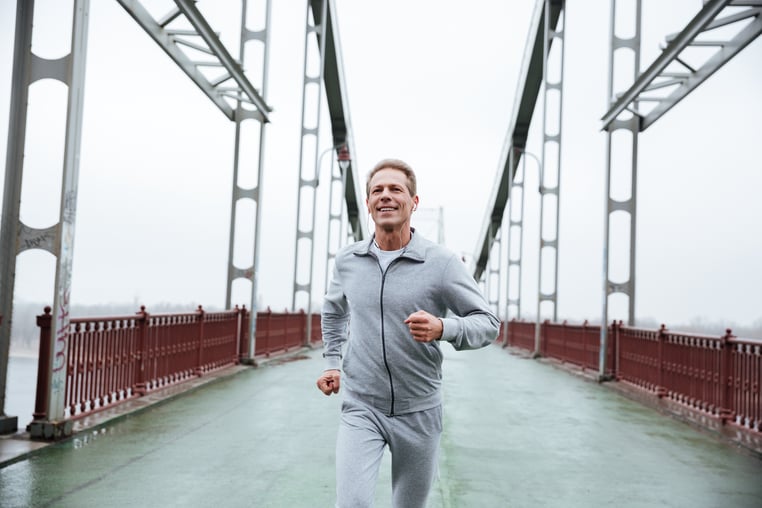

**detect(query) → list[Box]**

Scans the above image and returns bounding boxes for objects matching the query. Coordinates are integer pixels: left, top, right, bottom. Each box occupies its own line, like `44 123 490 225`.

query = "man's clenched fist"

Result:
316 369 341 395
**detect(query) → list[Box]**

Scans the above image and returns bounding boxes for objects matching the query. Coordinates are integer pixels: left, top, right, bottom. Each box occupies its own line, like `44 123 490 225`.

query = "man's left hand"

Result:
404 310 443 343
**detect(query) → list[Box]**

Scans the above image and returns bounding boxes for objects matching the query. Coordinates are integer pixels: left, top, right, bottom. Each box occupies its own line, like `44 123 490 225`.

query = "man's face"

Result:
366 168 419 230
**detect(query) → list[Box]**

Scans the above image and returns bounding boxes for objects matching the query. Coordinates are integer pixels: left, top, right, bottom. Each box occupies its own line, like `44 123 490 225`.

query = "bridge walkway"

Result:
1 344 760 507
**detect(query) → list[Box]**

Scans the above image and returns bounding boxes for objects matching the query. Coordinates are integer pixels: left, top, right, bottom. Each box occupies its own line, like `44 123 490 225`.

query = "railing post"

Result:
719 328 735 424
263 307 273 358
32 307 53 422
582 319 591 370
313 313 322 345
537 322 548 356
598 320 617 382
656 324 667 397
613 320 622 379
133 306 149 396
294 309 299 349
532 318 541 358
195 305 205 377
233 305 241 363
29 305 74 439
239 305 255 365
243 305 248 353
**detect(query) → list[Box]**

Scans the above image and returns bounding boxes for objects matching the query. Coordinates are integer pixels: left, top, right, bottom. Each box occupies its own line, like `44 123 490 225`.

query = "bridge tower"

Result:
1 0 274 436
0 0 91 436
598 0 761 377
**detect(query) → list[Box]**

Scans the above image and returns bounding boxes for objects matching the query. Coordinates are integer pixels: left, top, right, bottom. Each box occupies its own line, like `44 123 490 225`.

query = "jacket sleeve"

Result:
438 255 500 350
321 259 350 370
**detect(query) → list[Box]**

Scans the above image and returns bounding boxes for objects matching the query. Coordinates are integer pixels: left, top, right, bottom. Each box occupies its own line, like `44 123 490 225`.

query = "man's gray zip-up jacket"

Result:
321 231 500 416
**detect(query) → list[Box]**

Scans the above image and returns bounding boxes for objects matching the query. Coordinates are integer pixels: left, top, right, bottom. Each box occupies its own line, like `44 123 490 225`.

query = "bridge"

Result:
1 0 761 505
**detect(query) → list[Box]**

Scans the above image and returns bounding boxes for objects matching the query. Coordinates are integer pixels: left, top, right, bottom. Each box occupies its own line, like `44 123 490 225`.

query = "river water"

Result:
4 356 37 427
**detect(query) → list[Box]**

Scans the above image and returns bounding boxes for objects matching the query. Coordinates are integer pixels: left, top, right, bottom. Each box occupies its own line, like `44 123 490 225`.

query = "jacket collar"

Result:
353 228 425 262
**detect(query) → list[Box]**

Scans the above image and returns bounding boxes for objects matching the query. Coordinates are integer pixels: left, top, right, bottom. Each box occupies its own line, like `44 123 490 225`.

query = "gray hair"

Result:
366 159 417 196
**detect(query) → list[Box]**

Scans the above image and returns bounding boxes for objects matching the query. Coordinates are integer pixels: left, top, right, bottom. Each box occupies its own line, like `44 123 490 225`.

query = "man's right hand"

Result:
316 369 341 396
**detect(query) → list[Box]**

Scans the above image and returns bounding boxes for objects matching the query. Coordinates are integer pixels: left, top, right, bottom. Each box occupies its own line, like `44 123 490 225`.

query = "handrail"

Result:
32 306 321 427
504 319 761 434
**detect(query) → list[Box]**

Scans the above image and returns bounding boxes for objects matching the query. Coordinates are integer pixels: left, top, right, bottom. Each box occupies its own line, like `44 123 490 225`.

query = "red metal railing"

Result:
65 312 140 418
506 319 615 377
255 308 305 357
310 313 323 345
505 319 761 433
617 324 663 394
619 324 761 433
34 305 316 422
543 320 605 371
507 320 536 351
727 337 761 432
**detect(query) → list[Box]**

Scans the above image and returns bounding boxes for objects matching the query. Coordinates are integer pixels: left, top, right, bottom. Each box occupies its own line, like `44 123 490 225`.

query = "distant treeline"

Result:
633 316 762 341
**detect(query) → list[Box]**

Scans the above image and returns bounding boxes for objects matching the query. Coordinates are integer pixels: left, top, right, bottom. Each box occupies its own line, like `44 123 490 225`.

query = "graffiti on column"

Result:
23 232 53 250
51 190 77 397
52 288 70 373
62 190 77 224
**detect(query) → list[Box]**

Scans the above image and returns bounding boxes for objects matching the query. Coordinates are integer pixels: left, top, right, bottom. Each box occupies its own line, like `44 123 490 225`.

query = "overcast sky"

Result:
1 0 760 333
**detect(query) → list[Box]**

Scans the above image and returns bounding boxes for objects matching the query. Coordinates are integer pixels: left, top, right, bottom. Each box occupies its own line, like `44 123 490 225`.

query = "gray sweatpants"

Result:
335 396 442 508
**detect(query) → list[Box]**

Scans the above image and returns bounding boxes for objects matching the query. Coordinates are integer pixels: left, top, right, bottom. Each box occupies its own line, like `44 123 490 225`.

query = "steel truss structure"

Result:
292 0 330 324
117 0 271 122
221 0 272 361
1 0 365 435
117 0 277 358
474 0 565 349
597 0 761 377
1 0 274 437
116 0 277 359
0 0 91 437
536 0 566 324
292 0 365 344
2 0 757 438
484 222 504 317
503 148 543 348
602 0 762 132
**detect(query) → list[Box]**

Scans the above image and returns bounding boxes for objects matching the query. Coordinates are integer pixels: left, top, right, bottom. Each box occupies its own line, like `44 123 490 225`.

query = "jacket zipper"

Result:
378 257 404 416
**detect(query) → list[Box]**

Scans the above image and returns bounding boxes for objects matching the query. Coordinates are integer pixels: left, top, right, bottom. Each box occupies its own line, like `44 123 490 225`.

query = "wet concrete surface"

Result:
1 345 760 507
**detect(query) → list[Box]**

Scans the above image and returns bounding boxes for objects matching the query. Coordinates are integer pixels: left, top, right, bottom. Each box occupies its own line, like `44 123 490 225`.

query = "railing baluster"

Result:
499 319 760 435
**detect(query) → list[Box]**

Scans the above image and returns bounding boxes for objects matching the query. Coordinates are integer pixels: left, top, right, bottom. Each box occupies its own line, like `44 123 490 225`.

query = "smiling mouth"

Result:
378 207 397 212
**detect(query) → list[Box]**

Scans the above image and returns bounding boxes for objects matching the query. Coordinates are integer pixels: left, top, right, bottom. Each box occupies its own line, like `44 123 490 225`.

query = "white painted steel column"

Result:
45 0 91 432
293 0 329 346
0 0 35 434
48 0 90 426
600 0 642 379
1 0 91 437
503 149 543 324
486 222 503 317
324 145 350 293
225 0 272 361
538 0 566 323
